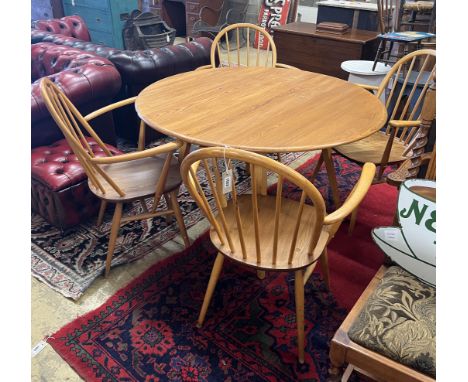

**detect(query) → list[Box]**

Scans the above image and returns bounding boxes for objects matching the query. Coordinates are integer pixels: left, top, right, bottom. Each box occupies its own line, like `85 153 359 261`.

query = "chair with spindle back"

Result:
180 147 376 363
40 77 190 277
196 23 298 70
372 0 434 70
334 49 435 179
333 49 435 233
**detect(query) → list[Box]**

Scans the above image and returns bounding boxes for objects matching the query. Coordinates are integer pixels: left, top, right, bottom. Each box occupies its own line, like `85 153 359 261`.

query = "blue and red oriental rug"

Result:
49 155 398 381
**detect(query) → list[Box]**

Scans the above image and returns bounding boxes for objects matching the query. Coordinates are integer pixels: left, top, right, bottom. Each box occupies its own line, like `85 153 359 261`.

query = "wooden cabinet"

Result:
141 0 213 38
273 22 379 80
316 0 379 31
62 0 138 48
32 0 64 20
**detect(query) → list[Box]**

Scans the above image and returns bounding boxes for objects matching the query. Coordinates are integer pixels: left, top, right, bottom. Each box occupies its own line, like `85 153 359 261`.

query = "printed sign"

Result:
255 0 291 49
372 179 436 286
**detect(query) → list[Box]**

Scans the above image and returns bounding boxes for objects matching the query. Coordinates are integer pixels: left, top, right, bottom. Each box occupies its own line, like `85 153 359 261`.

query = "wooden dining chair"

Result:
180 147 376 363
40 77 190 277
386 77 436 187
334 49 436 181
372 0 434 70
196 23 298 71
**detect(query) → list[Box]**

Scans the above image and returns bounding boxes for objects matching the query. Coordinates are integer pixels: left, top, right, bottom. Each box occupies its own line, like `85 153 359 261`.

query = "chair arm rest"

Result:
323 163 376 225
275 63 300 70
355 83 380 92
195 64 213 71
84 97 137 121
90 141 182 164
388 120 422 129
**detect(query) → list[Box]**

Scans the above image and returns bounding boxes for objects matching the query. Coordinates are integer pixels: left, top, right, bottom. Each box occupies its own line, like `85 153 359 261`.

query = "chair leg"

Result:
276 152 282 163
309 151 324 184
319 248 330 290
164 194 175 225
168 189 190 248
294 269 305 364
105 202 123 278
322 148 341 209
372 40 384 70
96 200 107 227
348 207 358 235
197 252 224 327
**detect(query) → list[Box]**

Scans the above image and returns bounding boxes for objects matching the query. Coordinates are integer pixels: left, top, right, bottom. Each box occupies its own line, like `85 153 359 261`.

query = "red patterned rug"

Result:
50 155 398 381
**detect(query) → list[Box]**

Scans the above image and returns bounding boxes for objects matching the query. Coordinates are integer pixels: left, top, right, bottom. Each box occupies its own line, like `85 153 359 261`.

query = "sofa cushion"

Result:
31 138 123 192
348 266 436 378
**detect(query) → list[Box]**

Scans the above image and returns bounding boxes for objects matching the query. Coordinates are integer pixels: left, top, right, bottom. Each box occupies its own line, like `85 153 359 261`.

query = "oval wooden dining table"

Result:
135 67 387 208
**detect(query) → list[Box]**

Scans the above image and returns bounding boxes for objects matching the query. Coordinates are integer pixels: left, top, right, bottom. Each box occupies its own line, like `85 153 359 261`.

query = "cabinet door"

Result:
62 5 113 33
62 0 109 11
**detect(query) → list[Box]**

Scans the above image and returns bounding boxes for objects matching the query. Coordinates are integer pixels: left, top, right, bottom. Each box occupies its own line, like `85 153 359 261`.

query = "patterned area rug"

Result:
31 144 310 300
49 178 398 381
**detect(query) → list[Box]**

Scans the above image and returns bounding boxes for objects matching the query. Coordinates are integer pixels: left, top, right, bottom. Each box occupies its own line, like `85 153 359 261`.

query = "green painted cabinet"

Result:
62 0 138 48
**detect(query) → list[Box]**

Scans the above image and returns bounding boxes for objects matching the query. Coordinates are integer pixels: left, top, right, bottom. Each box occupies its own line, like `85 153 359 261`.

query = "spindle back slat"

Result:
210 23 277 68
181 147 327 270
377 49 436 142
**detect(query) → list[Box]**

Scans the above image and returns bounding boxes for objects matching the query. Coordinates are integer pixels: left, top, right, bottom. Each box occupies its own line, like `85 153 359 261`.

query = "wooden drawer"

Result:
186 13 199 26
88 29 115 47
275 31 368 79
62 0 109 11
63 4 113 33
186 2 200 14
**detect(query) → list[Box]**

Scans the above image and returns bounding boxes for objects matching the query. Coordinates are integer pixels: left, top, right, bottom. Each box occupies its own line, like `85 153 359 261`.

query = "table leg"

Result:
178 142 192 164
322 148 341 209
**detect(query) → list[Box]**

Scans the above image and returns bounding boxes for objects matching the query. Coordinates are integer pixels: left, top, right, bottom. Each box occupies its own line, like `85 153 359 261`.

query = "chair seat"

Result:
334 131 408 165
210 194 330 270
348 266 436 378
89 155 182 202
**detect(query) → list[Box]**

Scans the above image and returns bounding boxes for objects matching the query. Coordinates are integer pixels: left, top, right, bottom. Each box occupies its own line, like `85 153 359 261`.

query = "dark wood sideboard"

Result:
273 22 379 80
142 0 217 37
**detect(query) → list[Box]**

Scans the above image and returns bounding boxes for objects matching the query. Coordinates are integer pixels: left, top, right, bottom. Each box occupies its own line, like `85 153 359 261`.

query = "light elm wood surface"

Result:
135 67 388 153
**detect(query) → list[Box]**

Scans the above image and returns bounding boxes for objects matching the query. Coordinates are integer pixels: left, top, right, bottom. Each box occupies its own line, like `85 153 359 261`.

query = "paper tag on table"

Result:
222 170 233 194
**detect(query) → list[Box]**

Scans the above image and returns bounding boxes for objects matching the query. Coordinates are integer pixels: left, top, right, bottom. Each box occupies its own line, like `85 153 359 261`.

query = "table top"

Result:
272 22 379 44
135 67 387 153
317 0 378 12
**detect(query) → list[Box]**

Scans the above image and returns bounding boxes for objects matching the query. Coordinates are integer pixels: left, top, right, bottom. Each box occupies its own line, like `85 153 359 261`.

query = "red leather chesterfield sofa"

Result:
32 15 91 41
31 16 212 143
31 42 122 230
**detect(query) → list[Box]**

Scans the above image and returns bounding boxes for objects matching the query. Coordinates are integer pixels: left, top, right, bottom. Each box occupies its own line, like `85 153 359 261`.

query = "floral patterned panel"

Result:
348 266 436 378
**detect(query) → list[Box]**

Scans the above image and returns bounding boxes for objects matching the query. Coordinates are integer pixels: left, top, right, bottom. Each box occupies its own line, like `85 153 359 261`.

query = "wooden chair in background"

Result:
331 49 435 233
40 77 190 277
192 0 249 39
334 49 436 180
180 147 376 363
196 23 298 70
386 77 436 187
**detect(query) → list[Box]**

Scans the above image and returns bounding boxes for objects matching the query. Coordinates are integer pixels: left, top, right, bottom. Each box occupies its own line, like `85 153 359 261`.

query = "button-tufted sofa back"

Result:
31 27 212 142
31 43 121 148
32 15 91 42
31 43 115 82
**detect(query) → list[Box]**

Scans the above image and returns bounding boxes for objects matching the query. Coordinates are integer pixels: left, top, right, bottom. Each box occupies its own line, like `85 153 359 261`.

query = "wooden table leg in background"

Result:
178 142 192 163
322 148 342 210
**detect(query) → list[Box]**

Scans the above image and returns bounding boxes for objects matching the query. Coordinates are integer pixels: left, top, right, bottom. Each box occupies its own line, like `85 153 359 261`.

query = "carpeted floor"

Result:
48 155 398 381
